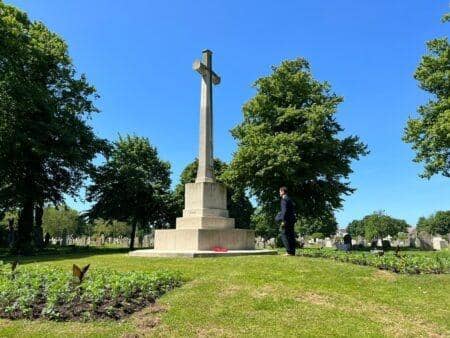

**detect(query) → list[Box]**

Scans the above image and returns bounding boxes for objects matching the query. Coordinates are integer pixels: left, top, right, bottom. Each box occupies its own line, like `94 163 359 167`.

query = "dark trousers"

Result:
281 225 296 255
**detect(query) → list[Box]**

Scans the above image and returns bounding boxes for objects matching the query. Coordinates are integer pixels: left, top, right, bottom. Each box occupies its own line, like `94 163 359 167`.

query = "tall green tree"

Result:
346 219 366 238
86 136 171 249
416 210 450 235
0 2 108 253
172 158 254 229
251 207 279 240
347 211 409 240
403 15 450 178
91 219 130 238
41 206 84 237
295 214 337 237
225 58 368 220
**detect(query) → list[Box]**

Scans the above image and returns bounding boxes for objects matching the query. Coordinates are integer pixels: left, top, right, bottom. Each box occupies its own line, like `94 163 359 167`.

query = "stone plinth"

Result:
155 228 255 251
175 182 235 230
176 182 234 229
147 181 260 252
129 249 277 258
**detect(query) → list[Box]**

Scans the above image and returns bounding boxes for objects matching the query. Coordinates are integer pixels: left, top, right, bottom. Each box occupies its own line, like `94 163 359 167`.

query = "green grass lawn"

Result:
0 248 449 337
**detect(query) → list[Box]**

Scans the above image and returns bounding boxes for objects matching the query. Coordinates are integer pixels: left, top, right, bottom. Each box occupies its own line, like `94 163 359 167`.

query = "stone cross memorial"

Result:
130 50 275 257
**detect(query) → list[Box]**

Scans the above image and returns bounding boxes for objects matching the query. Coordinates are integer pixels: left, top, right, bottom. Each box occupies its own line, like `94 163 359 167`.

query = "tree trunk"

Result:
34 202 44 249
129 220 137 250
15 197 34 254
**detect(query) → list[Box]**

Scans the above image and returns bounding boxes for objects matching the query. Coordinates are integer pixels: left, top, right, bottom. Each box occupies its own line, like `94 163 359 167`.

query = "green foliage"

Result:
403 16 450 178
297 248 450 274
0 211 18 228
295 215 337 237
0 2 108 252
86 135 171 248
346 211 409 240
90 219 130 237
225 58 368 220
0 261 182 320
172 158 254 229
417 211 450 235
346 219 366 237
41 206 84 237
310 232 325 240
251 207 278 240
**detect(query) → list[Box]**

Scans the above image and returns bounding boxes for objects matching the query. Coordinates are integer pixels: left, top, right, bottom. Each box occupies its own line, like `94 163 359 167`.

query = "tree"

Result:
403 15 450 178
41 206 84 237
347 211 409 240
172 158 254 229
346 219 366 237
224 58 368 221
251 207 279 240
0 3 108 253
0 210 18 247
295 214 337 237
91 219 130 238
416 211 450 235
86 136 171 249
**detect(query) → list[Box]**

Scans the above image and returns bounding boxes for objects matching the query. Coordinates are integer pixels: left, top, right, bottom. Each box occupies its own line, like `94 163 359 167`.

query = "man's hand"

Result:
279 221 285 231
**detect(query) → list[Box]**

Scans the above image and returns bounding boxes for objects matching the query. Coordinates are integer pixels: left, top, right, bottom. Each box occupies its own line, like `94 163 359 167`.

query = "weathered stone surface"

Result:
176 216 234 229
194 50 218 184
154 228 255 251
176 181 235 229
129 249 277 258
432 236 449 251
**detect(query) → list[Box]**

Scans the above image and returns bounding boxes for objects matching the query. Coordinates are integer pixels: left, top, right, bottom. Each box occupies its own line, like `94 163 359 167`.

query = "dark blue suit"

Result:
276 195 297 255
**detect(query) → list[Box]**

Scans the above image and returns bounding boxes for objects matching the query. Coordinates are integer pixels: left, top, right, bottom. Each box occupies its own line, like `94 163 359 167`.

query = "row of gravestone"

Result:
48 234 154 248
254 233 450 251
3 229 448 251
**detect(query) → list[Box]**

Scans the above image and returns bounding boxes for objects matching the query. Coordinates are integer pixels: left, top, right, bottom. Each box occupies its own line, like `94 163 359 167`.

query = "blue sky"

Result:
7 0 450 228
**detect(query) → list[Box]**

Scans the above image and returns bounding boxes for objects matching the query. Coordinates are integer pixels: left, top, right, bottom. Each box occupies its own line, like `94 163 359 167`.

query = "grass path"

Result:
0 250 449 337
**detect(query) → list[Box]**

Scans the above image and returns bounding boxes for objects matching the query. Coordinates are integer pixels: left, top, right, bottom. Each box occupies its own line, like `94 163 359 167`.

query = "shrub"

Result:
311 232 325 240
0 262 182 321
297 248 450 274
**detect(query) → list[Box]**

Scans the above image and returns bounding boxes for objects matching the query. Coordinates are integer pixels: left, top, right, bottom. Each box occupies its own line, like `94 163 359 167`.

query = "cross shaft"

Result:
193 50 220 183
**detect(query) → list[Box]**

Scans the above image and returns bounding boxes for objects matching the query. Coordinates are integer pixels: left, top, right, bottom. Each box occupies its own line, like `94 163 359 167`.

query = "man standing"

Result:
275 186 297 256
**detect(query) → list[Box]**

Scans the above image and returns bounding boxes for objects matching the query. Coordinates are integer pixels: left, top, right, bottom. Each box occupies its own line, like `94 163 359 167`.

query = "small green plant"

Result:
0 262 182 321
297 248 450 274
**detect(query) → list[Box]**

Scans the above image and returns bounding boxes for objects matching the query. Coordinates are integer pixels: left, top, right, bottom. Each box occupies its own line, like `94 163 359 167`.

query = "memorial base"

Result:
129 249 277 258
153 228 255 251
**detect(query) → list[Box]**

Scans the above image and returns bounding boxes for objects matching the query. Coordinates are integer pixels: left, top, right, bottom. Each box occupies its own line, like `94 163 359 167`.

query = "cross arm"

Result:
192 60 221 85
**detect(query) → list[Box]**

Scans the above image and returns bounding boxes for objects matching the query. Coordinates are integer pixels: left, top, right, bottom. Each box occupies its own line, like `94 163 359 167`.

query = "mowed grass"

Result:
0 248 449 337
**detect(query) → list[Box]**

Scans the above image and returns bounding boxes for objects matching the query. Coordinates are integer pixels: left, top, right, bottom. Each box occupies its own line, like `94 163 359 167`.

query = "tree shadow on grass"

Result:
0 246 132 264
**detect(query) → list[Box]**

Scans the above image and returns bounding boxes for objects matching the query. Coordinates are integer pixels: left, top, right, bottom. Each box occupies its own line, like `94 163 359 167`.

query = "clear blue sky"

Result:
7 0 450 228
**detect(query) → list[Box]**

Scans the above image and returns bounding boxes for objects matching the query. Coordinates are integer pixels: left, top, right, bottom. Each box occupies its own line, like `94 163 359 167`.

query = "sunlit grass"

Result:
0 248 448 337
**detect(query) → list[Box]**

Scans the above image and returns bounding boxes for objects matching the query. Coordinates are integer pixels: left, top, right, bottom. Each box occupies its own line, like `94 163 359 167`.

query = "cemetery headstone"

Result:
432 236 449 251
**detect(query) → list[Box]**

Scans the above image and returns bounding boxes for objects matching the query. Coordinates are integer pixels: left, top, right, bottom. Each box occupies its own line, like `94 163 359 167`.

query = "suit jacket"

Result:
275 195 296 225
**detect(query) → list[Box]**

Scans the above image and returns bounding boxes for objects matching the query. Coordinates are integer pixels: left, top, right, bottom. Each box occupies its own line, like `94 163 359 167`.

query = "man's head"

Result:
279 186 288 197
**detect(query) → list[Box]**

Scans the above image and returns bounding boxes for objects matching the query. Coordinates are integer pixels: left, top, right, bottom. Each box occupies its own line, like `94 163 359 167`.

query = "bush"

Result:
311 232 325 240
297 248 450 274
0 262 182 321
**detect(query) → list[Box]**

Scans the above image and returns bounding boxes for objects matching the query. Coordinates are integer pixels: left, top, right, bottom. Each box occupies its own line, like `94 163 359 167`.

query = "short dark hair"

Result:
279 186 288 194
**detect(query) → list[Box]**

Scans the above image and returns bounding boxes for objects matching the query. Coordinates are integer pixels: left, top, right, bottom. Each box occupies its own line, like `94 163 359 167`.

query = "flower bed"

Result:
0 262 182 321
297 248 450 274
